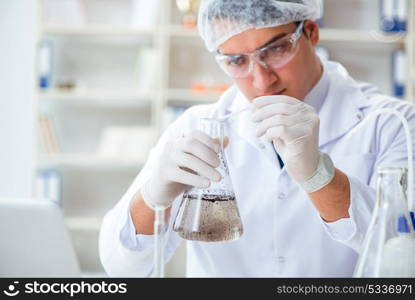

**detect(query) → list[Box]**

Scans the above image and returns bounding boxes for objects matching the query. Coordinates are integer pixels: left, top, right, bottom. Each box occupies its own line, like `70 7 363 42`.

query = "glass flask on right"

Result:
173 117 243 242
354 167 415 277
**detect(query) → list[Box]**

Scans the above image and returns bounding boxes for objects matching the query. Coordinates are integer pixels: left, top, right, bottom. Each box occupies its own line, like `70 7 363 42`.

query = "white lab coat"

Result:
99 61 415 277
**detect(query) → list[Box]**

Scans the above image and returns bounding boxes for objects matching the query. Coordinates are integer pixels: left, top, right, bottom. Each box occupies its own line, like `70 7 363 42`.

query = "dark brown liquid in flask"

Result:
173 118 243 242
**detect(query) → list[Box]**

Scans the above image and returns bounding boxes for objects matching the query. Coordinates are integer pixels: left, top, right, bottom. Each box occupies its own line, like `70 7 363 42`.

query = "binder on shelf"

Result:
38 40 53 89
395 0 408 32
316 0 325 28
392 49 407 98
35 169 62 206
39 115 60 154
380 0 407 32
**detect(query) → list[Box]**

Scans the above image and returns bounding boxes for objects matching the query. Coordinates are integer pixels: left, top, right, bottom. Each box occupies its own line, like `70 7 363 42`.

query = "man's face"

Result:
218 21 321 101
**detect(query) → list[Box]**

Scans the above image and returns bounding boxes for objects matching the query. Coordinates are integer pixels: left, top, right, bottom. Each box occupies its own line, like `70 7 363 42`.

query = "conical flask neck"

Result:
377 168 407 208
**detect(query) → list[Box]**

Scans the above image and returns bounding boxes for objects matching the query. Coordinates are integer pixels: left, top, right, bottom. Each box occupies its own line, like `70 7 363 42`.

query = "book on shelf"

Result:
35 169 62 206
39 114 60 154
38 40 53 90
316 0 325 28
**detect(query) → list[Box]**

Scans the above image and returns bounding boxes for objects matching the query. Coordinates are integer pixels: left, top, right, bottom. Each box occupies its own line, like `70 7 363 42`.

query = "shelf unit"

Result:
34 0 415 277
38 89 152 109
38 153 144 170
170 24 408 44
41 26 154 36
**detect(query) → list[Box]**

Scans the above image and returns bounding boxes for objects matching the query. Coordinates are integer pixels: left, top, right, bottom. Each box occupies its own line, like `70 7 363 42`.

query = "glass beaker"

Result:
173 118 243 242
354 167 415 277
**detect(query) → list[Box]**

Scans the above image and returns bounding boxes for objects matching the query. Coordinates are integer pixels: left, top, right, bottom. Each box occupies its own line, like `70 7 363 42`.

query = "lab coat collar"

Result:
303 61 329 113
224 86 250 116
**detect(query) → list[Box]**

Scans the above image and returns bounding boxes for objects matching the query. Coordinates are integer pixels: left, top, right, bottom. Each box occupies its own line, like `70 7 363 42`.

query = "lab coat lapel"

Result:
317 63 366 148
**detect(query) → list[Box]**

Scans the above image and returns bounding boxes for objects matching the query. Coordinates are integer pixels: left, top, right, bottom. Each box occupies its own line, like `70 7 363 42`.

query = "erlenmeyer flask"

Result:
354 167 415 277
173 117 243 242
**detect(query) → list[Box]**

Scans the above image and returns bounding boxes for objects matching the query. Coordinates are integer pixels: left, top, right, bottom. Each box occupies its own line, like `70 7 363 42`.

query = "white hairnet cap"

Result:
198 0 323 52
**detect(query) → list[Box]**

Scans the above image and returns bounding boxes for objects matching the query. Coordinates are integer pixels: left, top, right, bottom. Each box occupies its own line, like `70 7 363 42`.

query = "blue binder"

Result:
392 49 407 98
316 0 325 28
380 0 407 32
38 40 53 89
36 169 62 205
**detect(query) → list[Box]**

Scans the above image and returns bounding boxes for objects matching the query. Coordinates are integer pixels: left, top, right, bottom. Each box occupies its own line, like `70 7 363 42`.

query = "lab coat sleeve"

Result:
321 100 415 253
320 176 375 253
98 114 189 277
118 202 157 252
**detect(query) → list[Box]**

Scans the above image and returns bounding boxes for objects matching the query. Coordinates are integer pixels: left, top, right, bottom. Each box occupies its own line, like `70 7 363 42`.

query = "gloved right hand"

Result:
140 130 222 209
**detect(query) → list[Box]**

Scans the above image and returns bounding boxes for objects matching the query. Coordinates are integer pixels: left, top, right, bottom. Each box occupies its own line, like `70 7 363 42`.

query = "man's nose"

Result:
251 61 278 91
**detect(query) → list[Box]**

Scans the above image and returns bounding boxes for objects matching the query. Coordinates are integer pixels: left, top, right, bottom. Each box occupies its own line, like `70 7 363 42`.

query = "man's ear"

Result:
304 20 320 46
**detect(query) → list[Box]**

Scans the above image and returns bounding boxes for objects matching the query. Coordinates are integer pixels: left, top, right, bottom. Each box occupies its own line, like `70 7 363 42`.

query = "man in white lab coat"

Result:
99 0 415 277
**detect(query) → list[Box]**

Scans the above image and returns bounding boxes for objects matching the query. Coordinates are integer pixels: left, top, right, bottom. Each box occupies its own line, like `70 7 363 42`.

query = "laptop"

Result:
0 198 81 277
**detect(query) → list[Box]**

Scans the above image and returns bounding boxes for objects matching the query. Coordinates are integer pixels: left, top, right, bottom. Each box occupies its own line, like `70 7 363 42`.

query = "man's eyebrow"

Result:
218 32 289 56
256 33 288 50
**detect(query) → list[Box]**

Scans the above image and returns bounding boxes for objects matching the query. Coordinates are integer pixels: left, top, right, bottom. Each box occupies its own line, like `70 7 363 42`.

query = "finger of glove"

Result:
212 136 229 149
272 138 285 155
165 166 211 188
256 113 304 137
252 102 300 122
188 130 221 153
253 95 302 109
263 123 310 144
179 136 220 168
175 151 221 182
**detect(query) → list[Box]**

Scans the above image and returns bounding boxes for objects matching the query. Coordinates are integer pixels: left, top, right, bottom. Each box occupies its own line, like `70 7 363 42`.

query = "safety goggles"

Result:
215 21 304 79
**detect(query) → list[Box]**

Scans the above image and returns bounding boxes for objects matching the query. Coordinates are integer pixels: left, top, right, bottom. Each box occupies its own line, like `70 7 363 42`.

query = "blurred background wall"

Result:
0 0 36 198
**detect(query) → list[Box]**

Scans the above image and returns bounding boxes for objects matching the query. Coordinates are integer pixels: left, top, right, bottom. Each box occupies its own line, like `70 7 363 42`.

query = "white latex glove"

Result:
140 130 222 209
252 95 320 183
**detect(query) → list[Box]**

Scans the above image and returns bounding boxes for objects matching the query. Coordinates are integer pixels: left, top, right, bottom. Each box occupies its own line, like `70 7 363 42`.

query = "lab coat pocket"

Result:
332 153 377 186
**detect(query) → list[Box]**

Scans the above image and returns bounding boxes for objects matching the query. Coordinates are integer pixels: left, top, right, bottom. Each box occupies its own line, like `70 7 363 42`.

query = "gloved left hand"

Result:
252 95 320 183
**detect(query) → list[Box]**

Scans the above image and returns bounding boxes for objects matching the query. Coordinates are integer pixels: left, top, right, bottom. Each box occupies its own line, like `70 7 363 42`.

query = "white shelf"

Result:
168 25 406 45
320 29 406 44
42 25 407 46
38 153 145 170
38 89 153 108
66 217 102 231
41 25 155 37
